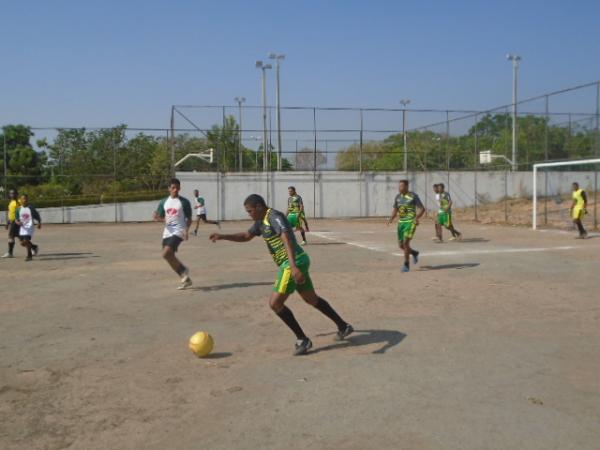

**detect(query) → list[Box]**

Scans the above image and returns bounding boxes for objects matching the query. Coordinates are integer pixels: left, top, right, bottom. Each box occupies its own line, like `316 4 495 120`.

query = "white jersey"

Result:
194 196 206 215
17 205 41 237
434 193 441 211
156 196 193 239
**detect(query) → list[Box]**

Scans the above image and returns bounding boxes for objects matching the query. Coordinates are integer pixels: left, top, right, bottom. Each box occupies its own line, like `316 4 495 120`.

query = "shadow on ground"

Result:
203 352 233 359
455 238 489 243
307 242 346 246
418 263 480 271
188 282 273 292
37 252 99 261
312 329 407 355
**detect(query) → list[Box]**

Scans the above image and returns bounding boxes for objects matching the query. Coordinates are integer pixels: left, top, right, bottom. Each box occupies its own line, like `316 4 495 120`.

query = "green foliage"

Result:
1 124 47 186
336 113 600 171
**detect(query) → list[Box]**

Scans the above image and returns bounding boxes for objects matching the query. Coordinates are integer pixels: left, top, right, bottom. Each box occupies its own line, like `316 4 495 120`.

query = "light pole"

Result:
506 53 521 171
256 61 272 172
234 96 246 172
400 99 411 172
269 53 285 171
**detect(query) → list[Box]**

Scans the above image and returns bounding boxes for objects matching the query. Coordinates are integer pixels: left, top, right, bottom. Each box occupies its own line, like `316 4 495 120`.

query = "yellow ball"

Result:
188 331 214 358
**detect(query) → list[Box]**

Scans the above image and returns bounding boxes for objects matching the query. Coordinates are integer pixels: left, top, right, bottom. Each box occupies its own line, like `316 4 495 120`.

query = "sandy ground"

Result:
1 218 599 450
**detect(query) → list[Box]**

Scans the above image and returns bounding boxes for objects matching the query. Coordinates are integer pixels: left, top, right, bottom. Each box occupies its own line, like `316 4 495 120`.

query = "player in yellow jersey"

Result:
569 182 588 239
2 189 20 258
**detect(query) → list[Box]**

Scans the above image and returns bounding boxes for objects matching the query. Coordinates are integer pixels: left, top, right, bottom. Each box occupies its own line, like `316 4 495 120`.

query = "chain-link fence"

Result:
2 80 598 226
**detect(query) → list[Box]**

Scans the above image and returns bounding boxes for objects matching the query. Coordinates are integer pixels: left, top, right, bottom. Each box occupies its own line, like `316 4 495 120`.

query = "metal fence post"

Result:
313 107 317 219
544 95 549 225
359 109 363 173
474 113 479 221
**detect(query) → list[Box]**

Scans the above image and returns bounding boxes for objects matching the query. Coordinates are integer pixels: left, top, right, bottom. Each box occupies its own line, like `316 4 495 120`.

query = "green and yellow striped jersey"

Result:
249 208 305 266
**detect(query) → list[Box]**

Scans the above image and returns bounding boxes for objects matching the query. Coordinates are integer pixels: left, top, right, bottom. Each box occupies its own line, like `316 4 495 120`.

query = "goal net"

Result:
533 158 600 230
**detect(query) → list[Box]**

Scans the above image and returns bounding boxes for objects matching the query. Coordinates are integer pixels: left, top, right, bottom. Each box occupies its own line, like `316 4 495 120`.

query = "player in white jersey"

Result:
192 189 220 236
153 178 194 290
15 194 41 261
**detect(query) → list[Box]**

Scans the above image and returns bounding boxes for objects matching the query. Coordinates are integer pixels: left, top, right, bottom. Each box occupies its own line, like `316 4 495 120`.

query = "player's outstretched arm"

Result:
210 232 254 243
387 208 398 226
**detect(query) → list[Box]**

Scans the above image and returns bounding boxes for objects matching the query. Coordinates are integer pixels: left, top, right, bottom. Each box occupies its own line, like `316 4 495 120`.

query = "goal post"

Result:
532 158 600 230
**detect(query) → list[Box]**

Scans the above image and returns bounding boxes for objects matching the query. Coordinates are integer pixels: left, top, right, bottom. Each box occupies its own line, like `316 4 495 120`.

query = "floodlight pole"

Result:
400 99 411 172
234 97 246 172
269 53 285 171
507 54 521 171
256 61 272 172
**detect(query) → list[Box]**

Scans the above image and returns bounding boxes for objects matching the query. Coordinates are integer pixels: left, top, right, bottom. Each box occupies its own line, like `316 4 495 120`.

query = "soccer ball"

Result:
188 331 214 358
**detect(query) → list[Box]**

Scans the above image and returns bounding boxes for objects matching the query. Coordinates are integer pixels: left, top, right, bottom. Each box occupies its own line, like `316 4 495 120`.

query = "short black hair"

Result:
573 182 579 187
438 183 445 189
399 179 409 186
170 178 181 187
244 194 267 207
20 193 29 199
432 184 439 188
288 186 296 191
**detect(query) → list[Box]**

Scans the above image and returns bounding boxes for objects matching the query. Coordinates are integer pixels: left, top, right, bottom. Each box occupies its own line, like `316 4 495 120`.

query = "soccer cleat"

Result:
216 222 222 229
412 251 419 265
401 265 410 273
433 239 443 244
301 241 307 246
177 276 193 290
335 324 354 341
448 236 456 241
193 230 198 236
25 256 33 262
32 245 39 256
1 253 14 258
294 337 313 356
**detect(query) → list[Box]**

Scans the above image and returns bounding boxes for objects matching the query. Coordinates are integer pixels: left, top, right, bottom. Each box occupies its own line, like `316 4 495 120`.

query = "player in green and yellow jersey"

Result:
210 194 353 356
570 182 588 239
2 189 20 258
437 183 462 241
287 186 309 245
387 180 425 272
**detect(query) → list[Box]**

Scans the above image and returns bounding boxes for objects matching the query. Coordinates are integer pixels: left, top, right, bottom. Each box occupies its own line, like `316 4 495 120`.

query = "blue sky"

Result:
1 0 599 131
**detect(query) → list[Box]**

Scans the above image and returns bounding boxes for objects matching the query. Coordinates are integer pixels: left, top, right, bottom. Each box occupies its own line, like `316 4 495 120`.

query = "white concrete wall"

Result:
32 170 598 223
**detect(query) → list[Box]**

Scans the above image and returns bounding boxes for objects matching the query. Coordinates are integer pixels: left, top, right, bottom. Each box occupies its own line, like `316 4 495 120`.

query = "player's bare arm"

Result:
416 205 426 225
210 232 254 243
387 208 398 226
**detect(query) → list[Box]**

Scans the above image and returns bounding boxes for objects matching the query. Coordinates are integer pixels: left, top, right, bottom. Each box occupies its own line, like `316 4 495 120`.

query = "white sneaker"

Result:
178 276 192 290
1 253 13 258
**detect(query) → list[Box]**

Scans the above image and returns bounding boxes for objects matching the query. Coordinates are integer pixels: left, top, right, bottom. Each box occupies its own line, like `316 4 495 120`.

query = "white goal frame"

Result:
532 158 600 230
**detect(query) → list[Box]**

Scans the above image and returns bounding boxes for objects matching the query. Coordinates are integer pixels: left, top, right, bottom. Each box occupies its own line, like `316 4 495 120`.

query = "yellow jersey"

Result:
8 200 19 222
572 189 586 210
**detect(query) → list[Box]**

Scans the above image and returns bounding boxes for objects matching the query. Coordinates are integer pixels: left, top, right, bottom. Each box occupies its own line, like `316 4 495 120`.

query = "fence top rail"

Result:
408 79 600 133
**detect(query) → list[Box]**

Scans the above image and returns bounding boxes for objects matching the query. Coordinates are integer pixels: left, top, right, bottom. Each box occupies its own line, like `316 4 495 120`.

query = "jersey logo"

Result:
166 208 178 215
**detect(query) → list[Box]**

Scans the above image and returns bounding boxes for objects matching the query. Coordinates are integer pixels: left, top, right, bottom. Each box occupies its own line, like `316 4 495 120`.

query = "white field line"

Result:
311 232 577 258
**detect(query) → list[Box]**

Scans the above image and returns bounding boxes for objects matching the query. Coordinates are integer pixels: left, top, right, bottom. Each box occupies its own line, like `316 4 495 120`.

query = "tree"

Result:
0 125 46 186
295 147 327 170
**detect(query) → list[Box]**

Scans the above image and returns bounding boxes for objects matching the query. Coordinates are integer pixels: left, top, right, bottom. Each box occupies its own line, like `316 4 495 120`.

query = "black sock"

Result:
276 306 307 340
410 249 419 256
300 230 306 241
314 297 347 330
576 221 586 235
27 247 32 257
8 241 15 255
176 264 187 276
404 261 410 268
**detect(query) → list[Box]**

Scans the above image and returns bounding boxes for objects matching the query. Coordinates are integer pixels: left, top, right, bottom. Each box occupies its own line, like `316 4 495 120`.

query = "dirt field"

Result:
1 218 599 450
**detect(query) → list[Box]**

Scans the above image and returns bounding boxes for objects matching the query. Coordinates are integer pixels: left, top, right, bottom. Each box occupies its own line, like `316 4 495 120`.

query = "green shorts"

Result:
287 212 300 228
438 211 452 227
273 253 314 295
397 221 417 242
